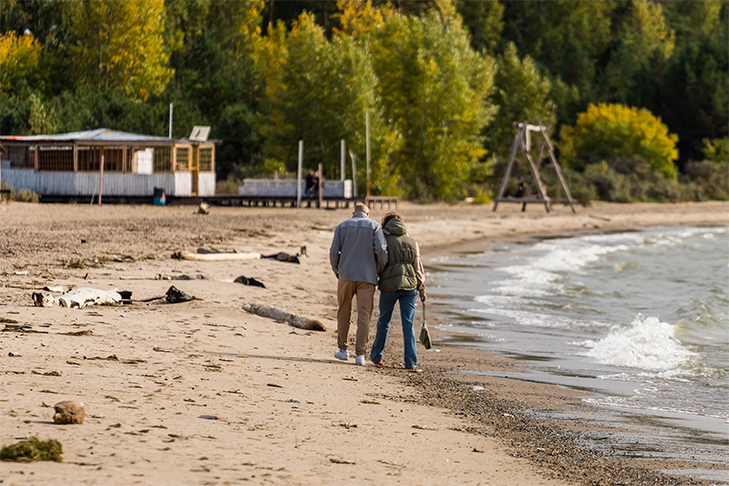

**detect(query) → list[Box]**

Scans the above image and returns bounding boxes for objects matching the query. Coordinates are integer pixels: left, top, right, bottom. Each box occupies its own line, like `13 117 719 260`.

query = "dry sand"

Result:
0 200 727 485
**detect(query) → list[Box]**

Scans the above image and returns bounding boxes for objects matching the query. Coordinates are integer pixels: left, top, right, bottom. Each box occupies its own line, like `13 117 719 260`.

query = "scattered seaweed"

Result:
0 438 63 462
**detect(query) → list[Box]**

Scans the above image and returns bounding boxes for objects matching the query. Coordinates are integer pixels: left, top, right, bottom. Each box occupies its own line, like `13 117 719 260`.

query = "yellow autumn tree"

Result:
0 31 41 95
332 0 394 40
560 103 679 178
68 0 173 100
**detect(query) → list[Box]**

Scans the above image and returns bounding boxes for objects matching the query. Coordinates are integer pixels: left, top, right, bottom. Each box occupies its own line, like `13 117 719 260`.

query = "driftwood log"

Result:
58 288 121 308
243 304 326 332
172 250 261 261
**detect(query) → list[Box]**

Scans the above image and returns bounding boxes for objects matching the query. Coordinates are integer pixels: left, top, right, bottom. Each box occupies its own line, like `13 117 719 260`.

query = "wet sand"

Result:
0 200 727 485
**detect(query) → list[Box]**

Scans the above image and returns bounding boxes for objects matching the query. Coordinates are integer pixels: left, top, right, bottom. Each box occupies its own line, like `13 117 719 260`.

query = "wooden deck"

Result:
35 193 398 210
364 195 398 209
201 194 358 209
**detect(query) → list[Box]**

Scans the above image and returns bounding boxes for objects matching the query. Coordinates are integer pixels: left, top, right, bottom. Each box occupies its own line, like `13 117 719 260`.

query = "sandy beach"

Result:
0 200 727 485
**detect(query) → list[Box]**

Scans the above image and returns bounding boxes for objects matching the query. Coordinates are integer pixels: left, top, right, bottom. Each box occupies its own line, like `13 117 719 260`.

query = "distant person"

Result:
305 172 319 197
513 181 526 198
329 203 388 366
369 211 426 370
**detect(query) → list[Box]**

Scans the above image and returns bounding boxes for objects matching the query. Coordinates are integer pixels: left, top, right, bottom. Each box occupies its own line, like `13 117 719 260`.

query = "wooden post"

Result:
340 139 345 181
365 110 370 197
191 145 199 197
318 163 323 208
522 128 548 212
516 127 550 213
98 153 104 206
492 125 522 211
296 140 303 208
541 127 576 213
349 149 357 198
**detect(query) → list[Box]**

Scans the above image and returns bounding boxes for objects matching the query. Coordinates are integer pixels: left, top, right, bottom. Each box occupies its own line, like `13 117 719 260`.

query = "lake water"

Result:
429 226 728 476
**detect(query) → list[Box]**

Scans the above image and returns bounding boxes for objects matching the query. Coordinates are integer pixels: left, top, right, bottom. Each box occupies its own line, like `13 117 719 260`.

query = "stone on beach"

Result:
53 401 86 424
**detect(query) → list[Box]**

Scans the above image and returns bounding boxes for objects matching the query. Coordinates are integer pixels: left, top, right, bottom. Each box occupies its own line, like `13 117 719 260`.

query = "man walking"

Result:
329 203 387 366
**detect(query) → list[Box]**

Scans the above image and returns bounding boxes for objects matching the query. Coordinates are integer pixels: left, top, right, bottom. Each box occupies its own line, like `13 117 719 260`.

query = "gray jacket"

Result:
329 212 388 285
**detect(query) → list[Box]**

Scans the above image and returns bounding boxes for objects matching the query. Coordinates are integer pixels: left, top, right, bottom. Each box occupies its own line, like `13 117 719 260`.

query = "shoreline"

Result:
414 222 729 485
0 201 727 485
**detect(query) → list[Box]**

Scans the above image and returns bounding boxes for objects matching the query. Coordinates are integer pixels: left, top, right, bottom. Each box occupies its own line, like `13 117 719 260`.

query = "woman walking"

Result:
370 212 426 369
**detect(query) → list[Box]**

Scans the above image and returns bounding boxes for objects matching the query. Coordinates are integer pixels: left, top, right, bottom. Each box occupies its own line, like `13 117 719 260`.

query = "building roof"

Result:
0 128 177 144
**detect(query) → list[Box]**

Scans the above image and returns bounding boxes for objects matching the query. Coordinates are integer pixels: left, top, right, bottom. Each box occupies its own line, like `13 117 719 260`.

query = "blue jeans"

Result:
370 289 418 368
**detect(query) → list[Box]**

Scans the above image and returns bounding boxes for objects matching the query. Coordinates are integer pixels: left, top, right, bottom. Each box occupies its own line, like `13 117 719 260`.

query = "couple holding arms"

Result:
329 203 426 368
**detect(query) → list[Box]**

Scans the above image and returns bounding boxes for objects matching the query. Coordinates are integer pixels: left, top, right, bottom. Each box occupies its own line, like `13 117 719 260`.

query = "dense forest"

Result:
1 0 727 203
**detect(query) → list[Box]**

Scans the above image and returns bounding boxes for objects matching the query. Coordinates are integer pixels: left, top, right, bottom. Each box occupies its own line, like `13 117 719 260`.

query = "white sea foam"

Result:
580 314 698 371
468 305 575 328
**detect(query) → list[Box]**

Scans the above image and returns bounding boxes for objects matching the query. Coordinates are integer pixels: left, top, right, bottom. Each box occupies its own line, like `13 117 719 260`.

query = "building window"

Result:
175 146 190 172
199 147 213 172
78 147 100 171
103 147 123 172
6 145 34 168
38 145 74 171
154 147 172 173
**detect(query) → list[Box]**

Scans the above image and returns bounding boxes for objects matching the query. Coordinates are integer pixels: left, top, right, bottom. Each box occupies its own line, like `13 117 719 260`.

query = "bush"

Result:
560 103 679 178
681 161 729 200
215 178 241 195
0 183 40 203
548 159 698 204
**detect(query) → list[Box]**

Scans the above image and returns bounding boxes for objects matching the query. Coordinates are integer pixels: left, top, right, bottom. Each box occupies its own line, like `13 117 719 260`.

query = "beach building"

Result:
0 128 216 199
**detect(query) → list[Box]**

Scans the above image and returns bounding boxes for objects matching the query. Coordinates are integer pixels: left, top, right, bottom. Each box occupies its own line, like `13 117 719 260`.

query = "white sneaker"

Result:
355 355 366 366
334 349 349 361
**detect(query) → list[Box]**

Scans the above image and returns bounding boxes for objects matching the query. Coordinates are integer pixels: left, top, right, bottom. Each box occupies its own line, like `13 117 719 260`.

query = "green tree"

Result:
560 103 679 178
370 5 496 200
28 91 56 134
164 0 264 176
257 12 391 192
68 0 173 99
701 138 729 164
487 42 555 157
501 1 614 103
601 0 675 104
661 0 724 47
455 0 504 54
655 31 728 164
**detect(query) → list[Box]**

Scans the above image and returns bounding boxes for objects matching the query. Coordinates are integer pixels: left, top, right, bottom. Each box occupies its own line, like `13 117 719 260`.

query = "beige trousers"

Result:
336 279 375 356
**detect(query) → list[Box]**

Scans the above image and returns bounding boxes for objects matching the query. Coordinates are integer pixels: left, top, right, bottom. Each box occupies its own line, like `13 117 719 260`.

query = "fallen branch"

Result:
243 304 326 331
172 251 261 262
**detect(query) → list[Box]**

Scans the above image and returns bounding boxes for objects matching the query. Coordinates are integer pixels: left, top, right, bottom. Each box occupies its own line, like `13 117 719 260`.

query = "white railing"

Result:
239 179 352 198
0 168 216 197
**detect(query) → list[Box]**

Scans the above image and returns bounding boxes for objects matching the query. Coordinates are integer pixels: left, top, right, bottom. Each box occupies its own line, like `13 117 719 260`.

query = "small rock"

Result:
53 400 86 424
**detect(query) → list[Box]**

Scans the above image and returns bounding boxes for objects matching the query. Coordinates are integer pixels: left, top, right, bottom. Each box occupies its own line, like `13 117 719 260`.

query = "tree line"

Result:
0 0 726 202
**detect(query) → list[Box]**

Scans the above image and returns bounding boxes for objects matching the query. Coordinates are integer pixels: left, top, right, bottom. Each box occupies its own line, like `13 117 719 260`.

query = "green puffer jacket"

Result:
378 218 417 292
